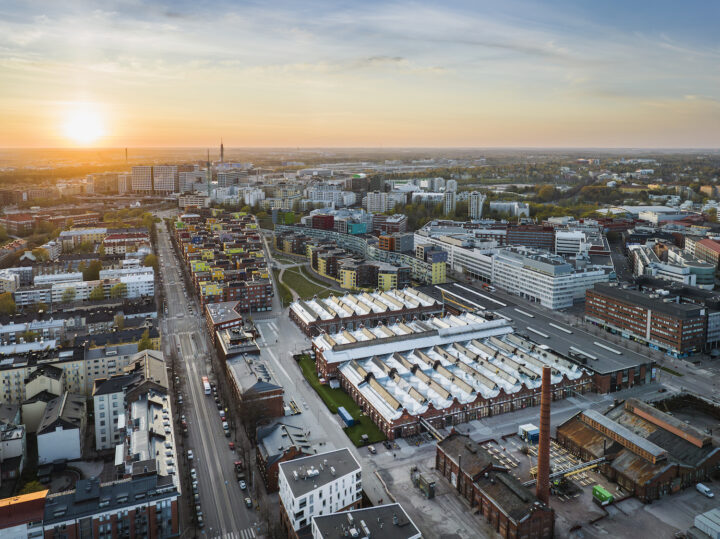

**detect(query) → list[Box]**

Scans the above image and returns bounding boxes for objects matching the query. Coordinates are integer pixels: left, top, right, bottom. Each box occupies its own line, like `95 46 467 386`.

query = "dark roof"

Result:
37 393 85 435
0 403 20 424
22 390 58 405
26 364 64 383
437 432 497 478
93 374 140 397
312 503 420 539
43 473 176 524
591 283 705 319
474 470 550 523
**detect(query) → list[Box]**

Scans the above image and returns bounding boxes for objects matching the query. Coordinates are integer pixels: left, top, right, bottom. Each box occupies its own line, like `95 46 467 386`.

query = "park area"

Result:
273 265 342 302
297 355 386 446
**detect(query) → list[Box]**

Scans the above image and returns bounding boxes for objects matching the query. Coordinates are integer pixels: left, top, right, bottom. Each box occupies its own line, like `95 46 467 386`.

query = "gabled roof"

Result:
37 393 85 435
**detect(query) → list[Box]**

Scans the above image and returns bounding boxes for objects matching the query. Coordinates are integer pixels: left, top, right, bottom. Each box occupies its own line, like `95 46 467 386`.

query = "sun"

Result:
63 104 105 145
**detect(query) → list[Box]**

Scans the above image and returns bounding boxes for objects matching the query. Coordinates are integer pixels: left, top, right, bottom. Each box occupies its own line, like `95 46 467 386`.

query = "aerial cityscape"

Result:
1 2 719 539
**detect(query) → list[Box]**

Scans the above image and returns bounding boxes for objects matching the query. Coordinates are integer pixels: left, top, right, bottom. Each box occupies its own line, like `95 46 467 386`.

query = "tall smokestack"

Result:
536 365 551 505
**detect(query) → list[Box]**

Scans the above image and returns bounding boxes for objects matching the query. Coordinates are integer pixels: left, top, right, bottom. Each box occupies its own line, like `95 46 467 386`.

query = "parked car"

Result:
239 480 247 490
190 468 197 479
367 445 377 454
187 450 194 460
696 483 714 498
383 440 392 450
222 421 229 430
245 497 252 508
229 442 235 451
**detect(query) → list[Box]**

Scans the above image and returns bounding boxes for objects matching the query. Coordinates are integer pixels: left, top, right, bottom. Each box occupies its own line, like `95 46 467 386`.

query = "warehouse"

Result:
436 433 554 539
312 312 592 440
556 399 720 502
422 282 657 393
289 287 443 336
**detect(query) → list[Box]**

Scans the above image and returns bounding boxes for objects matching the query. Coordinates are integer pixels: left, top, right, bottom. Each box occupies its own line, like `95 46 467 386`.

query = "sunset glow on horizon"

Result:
1 1 719 148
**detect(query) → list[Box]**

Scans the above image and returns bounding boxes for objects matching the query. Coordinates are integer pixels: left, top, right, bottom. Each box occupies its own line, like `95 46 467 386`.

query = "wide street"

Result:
156 217 260 539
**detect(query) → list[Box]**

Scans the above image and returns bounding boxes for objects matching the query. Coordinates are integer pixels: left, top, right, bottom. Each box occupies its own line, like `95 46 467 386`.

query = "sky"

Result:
1 0 719 148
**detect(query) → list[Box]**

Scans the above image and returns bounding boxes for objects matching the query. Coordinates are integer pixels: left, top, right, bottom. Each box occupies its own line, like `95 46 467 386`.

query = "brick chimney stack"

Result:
536 365 551 505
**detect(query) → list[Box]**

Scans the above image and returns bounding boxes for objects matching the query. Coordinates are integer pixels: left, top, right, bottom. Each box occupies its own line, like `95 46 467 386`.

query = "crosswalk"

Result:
210 529 257 539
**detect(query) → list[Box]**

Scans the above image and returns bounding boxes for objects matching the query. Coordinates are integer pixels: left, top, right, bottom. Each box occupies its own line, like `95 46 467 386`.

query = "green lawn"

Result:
299 266 340 290
297 356 386 446
272 268 293 305
282 267 340 300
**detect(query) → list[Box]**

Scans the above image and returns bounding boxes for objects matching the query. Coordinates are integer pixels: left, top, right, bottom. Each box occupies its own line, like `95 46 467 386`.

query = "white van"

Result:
696 483 714 498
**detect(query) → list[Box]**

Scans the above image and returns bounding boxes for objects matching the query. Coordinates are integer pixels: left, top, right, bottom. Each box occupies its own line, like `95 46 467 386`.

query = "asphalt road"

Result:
156 220 260 539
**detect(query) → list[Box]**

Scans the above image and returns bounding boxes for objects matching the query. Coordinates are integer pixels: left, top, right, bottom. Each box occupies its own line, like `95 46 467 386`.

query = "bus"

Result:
202 376 211 395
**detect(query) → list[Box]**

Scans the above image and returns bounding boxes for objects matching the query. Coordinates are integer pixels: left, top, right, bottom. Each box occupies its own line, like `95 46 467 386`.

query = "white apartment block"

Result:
242 188 266 206
366 191 390 213
0 270 20 293
491 247 610 309
93 377 131 450
443 190 456 215
34 272 83 286
153 165 178 193
279 448 362 533
131 166 153 192
445 179 457 192
468 191 486 219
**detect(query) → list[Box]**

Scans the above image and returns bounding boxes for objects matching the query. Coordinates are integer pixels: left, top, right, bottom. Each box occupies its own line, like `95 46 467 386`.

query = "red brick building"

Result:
586 283 707 357
436 433 554 538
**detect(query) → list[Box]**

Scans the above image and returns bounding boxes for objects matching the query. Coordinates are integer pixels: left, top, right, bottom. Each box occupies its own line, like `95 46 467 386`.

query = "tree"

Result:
143 253 158 272
0 292 16 315
137 329 153 352
114 314 125 329
109 283 127 299
89 285 105 301
536 184 557 202
19 330 39 342
82 260 103 281
31 247 49 262
61 287 76 303
28 302 48 314
705 208 718 223
74 240 94 254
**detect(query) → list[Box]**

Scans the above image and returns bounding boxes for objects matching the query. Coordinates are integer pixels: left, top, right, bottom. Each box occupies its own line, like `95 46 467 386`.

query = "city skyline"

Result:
1 0 718 148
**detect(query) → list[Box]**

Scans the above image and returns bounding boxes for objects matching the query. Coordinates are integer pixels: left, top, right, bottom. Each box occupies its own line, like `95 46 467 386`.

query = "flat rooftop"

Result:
279 448 360 499
312 503 421 539
425 282 653 375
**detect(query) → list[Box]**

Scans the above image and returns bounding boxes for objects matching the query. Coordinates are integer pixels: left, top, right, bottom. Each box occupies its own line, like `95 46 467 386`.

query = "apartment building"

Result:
443 189 456 215
311 504 421 539
279 449 362 538
153 165 178 193
131 166 153 193
365 191 391 213
585 283 707 357
468 191 486 219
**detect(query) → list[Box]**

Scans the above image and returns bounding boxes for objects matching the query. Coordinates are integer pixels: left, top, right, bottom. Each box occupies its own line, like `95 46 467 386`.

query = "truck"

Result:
592 485 614 506
202 376 211 395
337 406 355 427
